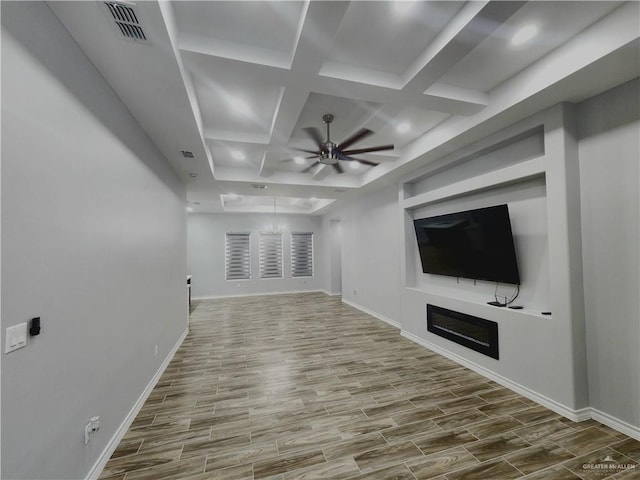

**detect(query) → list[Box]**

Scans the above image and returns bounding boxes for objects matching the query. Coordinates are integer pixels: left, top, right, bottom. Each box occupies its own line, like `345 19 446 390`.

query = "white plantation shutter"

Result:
259 233 283 279
291 233 313 277
225 233 250 280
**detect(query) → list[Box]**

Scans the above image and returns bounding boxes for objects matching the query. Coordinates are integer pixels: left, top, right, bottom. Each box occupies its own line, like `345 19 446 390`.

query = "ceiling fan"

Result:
288 114 394 174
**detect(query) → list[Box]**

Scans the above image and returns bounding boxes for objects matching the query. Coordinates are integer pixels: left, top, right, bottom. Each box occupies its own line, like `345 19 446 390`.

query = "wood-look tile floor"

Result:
99 293 640 480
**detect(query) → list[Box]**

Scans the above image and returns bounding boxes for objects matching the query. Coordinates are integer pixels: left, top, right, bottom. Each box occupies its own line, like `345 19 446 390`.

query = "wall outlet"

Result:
84 416 100 445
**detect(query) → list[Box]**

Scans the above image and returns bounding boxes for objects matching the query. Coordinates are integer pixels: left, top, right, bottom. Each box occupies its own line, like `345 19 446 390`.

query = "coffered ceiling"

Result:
48 1 639 214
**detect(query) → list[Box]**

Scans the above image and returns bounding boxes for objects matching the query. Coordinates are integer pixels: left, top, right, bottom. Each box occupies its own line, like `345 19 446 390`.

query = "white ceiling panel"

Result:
207 140 267 169
193 72 281 139
439 1 624 92
172 1 305 58
327 1 466 76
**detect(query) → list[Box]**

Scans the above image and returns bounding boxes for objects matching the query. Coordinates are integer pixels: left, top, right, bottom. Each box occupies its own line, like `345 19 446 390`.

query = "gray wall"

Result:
577 78 640 429
1 3 188 479
324 185 402 323
188 213 325 297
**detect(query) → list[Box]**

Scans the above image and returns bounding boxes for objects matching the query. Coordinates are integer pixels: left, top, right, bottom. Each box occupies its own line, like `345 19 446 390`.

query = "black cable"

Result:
494 283 520 306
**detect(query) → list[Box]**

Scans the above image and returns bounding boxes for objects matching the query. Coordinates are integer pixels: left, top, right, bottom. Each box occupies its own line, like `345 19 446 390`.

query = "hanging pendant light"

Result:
266 196 285 233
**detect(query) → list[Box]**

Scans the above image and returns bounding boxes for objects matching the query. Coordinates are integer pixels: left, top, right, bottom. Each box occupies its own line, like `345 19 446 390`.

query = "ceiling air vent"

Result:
252 184 268 190
180 150 195 159
103 2 148 42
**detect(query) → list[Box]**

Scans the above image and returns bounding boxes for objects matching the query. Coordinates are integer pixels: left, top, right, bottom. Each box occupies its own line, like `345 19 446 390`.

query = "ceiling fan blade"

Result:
333 149 351 161
338 128 373 150
332 162 343 174
301 161 320 173
281 155 317 163
341 144 394 155
303 127 324 148
294 148 320 155
354 158 379 166
335 149 379 166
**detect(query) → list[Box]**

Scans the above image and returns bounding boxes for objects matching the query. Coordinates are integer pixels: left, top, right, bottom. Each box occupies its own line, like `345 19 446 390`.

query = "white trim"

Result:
341 298 401 329
400 330 590 422
86 328 189 480
193 289 324 300
590 407 640 441
322 290 342 297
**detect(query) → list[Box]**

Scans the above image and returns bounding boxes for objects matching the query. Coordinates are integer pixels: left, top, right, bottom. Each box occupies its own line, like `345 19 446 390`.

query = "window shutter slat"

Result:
291 232 313 277
225 233 251 280
259 233 283 279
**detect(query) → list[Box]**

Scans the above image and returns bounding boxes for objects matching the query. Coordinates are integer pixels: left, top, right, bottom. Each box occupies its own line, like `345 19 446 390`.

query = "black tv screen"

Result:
413 204 520 285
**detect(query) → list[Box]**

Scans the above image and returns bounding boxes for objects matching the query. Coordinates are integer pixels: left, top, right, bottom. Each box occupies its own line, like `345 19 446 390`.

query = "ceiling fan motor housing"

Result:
319 142 338 164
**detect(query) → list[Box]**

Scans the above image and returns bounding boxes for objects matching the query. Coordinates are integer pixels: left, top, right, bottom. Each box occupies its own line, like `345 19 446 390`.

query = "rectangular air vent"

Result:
103 2 147 42
180 150 195 159
252 184 268 190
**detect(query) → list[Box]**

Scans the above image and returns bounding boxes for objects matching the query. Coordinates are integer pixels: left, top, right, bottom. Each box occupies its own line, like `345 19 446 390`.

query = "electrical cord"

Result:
493 283 520 306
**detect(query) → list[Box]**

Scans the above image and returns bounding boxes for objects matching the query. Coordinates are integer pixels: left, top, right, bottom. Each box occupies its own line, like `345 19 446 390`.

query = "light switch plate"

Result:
5 323 28 354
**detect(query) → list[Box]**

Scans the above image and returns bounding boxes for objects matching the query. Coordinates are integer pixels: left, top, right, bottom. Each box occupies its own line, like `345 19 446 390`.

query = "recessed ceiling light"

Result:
397 122 411 134
511 24 538 47
294 156 305 165
231 150 246 161
227 95 252 116
186 206 194 212
393 0 417 16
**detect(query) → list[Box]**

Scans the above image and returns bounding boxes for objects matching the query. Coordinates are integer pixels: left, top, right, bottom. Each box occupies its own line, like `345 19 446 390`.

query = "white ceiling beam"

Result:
258 151 269 177
179 31 290 69
203 128 270 144
402 1 525 94
185 48 485 115
311 164 332 181
423 83 489 107
214 166 357 188
307 75 482 116
267 1 351 147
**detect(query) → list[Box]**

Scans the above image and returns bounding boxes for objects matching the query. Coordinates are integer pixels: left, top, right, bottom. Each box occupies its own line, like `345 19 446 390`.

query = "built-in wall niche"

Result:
405 126 544 200
410 178 549 311
404 126 550 313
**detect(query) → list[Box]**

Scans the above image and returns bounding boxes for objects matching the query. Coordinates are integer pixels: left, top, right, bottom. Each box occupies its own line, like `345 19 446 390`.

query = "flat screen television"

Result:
413 204 520 285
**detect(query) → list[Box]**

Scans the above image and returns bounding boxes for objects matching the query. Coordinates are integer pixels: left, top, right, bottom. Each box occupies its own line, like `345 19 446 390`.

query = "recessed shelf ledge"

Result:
402 156 546 210
405 287 551 319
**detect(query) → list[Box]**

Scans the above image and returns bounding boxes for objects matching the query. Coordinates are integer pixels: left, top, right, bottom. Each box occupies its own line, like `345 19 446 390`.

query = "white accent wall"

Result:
1 4 188 479
188 213 325 298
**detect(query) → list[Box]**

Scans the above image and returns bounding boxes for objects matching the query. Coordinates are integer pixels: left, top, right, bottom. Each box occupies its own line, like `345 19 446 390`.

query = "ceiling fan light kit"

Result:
286 114 394 175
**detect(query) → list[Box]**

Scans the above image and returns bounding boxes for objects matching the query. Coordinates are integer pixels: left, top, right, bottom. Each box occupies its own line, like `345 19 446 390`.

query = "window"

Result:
291 232 313 277
259 233 283 279
225 233 250 280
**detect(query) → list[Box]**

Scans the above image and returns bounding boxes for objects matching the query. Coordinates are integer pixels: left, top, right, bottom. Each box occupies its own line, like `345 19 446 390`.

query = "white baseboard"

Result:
193 289 323 300
341 298 401 329
321 290 342 297
590 407 640 441
400 330 591 423
86 328 189 480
